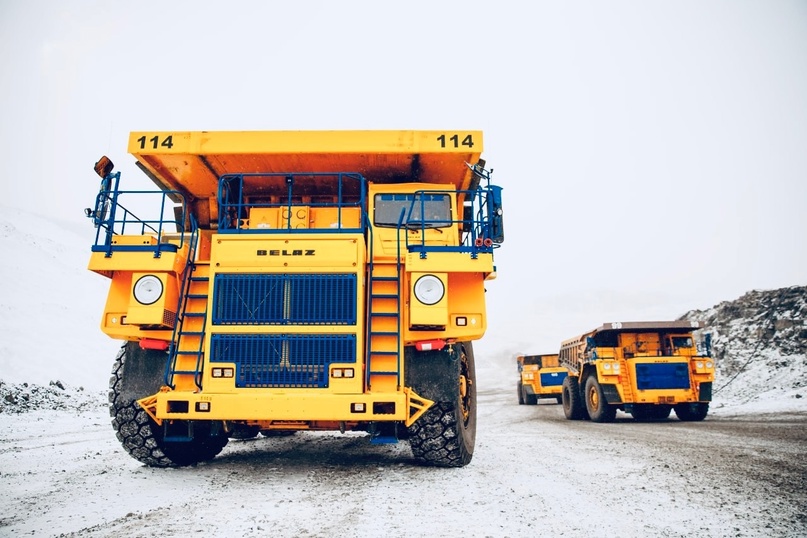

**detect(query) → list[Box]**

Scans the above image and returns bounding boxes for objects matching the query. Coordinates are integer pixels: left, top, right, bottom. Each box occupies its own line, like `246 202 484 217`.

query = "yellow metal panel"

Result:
87 247 188 275
210 233 363 269
409 272 448 327
155 391 411 421
129 130 483 207
126 272 178 327
405 251 494 273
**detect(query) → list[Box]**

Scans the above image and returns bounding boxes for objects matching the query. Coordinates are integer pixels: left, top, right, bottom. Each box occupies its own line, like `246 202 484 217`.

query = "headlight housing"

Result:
413 274 444 305
133 275 163 305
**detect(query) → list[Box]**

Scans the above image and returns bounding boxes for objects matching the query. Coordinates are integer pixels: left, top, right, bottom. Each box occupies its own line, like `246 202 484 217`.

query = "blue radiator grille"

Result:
212 273 357 325
210 334 356 388
540 371 568 387
635 362 691 390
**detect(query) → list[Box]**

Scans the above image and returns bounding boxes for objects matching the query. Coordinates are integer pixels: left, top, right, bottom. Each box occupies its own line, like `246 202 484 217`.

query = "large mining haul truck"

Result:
558 321 714 422
516 354 567 405
85 130 503 467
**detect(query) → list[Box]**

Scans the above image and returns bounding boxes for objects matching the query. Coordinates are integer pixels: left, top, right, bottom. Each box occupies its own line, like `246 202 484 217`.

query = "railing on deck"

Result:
400 185 504 258
88 174 190 258
216 172 367 234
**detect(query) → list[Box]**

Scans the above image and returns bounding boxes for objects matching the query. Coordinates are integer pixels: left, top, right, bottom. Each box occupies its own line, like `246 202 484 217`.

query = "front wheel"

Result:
561 376 587 420
109 343 229 467
674 402 709 421
584 376 617 423
408 342 476 467
517 381 525 405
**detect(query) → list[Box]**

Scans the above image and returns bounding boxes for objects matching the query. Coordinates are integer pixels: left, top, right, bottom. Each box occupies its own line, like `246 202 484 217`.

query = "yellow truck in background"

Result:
558 321 714 422
85 130 504 467
516 354 567 405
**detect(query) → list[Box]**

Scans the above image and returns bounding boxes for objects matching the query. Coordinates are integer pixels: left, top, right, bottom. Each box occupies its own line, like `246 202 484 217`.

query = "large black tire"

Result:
109 343 228 467
584 376 617 422
408 342 476 467
561 376 587 420
631 404 672 422
674 402 709 421
517 381 525 405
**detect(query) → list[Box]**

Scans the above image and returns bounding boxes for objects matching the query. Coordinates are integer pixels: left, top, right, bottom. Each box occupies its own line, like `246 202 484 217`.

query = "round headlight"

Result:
414 275 444 305
133 275 163 305
696 361 704 369
706 361 714 369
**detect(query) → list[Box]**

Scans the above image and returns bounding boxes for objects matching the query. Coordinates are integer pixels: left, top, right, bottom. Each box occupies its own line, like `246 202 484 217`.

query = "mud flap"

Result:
404 345 460 403
601 383 622 404
119 341 168 402
699 382 713 402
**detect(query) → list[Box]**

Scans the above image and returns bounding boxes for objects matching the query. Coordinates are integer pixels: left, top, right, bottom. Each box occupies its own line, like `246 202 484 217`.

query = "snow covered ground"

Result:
1 207 806 537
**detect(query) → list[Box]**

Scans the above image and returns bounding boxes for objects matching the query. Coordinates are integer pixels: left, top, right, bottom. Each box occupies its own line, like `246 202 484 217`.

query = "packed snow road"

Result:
1 383 805 538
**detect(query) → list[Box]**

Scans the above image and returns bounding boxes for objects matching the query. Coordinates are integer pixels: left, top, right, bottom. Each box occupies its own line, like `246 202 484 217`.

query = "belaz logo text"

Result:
257 249 315 256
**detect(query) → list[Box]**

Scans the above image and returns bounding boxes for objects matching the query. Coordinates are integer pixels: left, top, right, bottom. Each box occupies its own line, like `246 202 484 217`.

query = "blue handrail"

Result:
88 170 189 258
216 172 367 234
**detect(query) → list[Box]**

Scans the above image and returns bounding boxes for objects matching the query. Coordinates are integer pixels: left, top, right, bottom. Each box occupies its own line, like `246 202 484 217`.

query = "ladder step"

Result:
370 312 399 318
179 331 205 336
183 312 207 318
190 276 209 282
369 370 399 375
372 293 399 299
371 276 398 282
370 351 398 356
370 331 399 336
175 350 203 355
187 294 208 299
169 369 200 375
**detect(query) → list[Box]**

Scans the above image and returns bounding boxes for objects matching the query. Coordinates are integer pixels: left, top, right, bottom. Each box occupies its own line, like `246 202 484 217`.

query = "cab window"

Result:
373 193 452 228
671 336 694 348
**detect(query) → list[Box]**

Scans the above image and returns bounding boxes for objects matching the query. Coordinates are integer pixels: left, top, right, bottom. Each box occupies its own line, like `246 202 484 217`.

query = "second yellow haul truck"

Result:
558 321 714 422
516 354 567 404
86 130 504 467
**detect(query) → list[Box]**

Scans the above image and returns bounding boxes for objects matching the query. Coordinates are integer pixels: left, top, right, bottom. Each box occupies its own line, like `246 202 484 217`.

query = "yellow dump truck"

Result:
85 130 504 467
516 354 567 405
558 321 714 422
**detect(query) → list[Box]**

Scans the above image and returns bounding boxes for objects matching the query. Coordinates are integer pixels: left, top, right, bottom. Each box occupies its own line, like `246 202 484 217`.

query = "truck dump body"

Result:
87 130 503 468
558 321 714 422
130 131 483 228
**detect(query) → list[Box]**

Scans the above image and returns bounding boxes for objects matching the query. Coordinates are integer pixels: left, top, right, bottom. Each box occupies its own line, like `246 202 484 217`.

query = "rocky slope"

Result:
681 285 807 410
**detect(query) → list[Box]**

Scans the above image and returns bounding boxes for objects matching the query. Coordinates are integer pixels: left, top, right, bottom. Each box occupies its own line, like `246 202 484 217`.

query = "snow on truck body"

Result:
86 130 504 467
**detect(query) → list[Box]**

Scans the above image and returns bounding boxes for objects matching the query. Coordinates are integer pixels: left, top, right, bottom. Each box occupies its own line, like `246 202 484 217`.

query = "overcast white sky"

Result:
1 1 805 355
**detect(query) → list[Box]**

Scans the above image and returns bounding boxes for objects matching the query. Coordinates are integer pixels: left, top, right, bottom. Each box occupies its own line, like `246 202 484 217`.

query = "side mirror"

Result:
488 185 504 244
